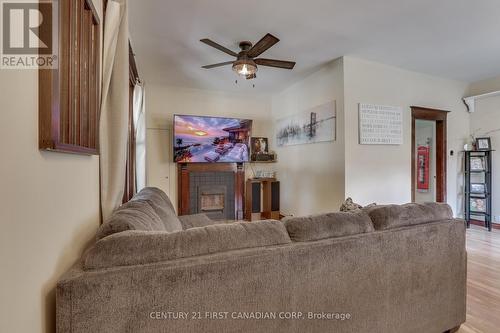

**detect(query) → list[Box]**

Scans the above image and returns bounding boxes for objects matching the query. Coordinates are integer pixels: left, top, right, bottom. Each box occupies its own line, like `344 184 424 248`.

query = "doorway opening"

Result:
411 107 449 203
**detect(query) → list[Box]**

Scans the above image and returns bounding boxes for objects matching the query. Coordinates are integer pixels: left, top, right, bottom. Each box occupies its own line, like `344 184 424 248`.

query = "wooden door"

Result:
411 107 449 203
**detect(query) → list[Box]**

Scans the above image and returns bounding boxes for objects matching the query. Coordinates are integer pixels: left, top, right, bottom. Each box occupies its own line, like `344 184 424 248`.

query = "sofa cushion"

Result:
339 197 377 212
339 197 363 212
364 202 453 230
178 213 219 229
96 201 166 240
283 211 375 242
84 220 291 270
131 187 182 232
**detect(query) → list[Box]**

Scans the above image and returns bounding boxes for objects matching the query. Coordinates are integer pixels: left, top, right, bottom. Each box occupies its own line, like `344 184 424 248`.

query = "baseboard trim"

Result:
470 219 500 230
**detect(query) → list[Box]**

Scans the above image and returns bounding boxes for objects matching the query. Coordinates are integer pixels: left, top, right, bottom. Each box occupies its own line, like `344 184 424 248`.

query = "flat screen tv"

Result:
173 115 253 163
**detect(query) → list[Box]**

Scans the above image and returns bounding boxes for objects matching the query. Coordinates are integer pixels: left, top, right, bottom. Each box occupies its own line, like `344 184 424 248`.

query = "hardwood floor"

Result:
457 226 500 333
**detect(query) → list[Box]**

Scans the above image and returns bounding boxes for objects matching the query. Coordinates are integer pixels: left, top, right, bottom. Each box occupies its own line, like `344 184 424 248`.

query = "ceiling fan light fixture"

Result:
201 34 295 81
232 59 257 77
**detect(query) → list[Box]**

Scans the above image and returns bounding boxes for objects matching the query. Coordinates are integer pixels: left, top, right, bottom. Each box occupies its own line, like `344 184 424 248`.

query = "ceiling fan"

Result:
200 33 296 80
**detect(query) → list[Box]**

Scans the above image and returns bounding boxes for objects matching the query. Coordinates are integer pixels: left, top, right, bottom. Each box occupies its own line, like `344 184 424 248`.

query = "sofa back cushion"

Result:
96 201 166 240
364 202 453 230
178 213 217 230
85 220 291 270
283 211 375 242
131 187 182 232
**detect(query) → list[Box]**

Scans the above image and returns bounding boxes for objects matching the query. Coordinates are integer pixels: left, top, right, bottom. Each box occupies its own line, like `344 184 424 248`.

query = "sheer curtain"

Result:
133 83 146 191
99 0 129 221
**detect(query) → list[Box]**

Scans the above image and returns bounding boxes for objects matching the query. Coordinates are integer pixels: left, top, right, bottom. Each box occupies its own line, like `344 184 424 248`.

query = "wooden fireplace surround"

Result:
177 163 245 220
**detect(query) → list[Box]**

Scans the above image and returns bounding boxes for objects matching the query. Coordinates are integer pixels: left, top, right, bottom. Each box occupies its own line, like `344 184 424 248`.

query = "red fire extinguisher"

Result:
417 146 430 190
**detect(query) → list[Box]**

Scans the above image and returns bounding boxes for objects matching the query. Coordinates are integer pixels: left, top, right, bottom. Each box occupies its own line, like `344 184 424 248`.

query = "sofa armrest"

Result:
178 213 219 229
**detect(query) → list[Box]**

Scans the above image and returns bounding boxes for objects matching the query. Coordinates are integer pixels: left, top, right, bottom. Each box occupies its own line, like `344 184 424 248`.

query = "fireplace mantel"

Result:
177 163 245 220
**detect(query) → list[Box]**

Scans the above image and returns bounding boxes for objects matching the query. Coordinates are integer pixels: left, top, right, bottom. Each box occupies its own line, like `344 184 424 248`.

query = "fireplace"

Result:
191 178 233 220
199 187 225 214
178 163 245 220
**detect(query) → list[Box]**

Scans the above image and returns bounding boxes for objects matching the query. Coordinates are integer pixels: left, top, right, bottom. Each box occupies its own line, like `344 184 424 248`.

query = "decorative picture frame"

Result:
470 157 485 171
251 137 269 154
470 198 487 212
475 137 491 151
275 101 336 147
359 103 403 145
470 183 487 194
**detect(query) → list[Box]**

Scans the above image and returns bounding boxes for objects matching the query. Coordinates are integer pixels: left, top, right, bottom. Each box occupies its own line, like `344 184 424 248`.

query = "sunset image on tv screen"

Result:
174 115 252 163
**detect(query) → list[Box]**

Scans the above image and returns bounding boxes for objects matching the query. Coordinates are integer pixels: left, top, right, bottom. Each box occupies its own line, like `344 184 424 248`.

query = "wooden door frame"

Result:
411 106 449 203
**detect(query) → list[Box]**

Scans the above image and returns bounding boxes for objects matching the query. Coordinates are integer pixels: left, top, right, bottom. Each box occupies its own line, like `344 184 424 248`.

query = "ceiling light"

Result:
232 59 257 77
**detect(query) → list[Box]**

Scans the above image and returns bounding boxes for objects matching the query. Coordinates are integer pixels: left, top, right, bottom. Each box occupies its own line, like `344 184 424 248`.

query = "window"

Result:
39 0 101 154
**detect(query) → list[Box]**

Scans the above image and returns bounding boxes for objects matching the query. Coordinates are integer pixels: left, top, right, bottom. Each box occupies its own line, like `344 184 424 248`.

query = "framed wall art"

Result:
359 103 403 145
275 101 336 147
476 137 491 151
251 137 269 154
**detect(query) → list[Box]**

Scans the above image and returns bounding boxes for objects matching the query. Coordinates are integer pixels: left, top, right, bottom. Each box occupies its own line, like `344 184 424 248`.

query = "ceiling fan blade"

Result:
202 61 234 69
247 33 279 58
200 38 238 57
255 58 296 69
246 73 256 80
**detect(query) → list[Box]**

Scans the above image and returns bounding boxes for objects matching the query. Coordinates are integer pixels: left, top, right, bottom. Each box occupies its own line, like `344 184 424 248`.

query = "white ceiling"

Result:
129 0 500 93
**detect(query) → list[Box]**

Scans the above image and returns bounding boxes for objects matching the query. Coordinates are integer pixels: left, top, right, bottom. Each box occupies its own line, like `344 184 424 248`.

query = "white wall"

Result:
343 56 470 216
0 2 102 332
145 85 273 209
271 58 345 216
467 75 500 224
469 95 500 223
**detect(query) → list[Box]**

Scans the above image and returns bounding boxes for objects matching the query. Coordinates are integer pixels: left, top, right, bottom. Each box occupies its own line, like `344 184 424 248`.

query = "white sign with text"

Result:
359 103 403 145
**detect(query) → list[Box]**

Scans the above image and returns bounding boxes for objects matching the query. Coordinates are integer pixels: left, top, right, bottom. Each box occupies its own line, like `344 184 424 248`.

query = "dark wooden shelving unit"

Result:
464 150 494 231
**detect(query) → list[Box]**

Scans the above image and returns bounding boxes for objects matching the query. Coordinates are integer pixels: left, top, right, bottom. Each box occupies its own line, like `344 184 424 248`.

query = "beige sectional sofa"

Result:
57 187 466 333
